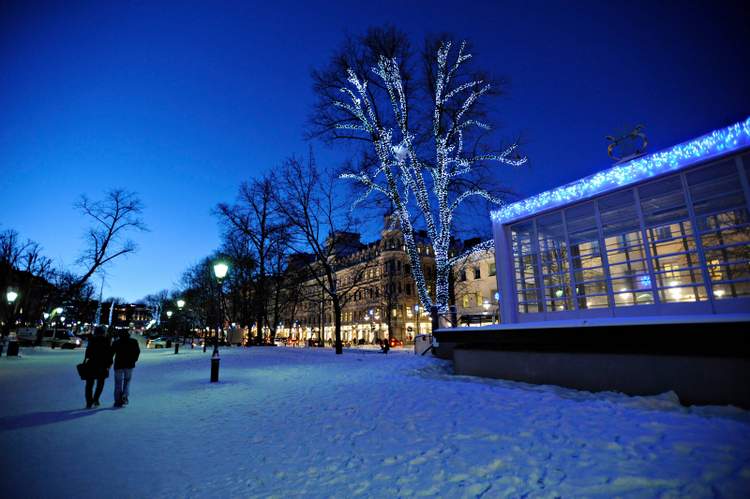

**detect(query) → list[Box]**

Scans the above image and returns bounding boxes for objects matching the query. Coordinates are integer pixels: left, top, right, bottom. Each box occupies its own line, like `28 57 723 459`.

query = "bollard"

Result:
210 353 220 382
174 341 179 354
7 339 19 357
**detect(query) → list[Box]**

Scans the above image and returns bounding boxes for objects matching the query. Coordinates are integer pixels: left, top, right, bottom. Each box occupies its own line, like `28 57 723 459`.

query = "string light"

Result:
491 117 750 225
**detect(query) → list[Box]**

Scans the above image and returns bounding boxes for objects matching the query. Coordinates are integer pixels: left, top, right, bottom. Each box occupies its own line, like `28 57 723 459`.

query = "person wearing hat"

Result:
82 326 113 408
111 329 141 407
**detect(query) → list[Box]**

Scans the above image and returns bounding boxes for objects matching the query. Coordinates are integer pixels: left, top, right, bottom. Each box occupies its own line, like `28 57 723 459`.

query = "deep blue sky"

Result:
1 1 748 301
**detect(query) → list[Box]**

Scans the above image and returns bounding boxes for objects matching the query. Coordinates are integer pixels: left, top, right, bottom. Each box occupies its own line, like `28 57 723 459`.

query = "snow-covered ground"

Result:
1 345 749 498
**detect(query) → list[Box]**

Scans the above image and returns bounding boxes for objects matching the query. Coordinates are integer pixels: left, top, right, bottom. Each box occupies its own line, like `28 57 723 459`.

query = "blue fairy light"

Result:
492 117 750 225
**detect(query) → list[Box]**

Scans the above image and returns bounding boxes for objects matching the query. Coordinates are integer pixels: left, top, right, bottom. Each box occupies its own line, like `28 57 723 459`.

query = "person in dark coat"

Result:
111 329 141 407
83 326 112 408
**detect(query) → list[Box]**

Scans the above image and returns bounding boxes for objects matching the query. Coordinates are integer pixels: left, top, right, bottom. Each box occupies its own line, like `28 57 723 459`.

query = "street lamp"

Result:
166 310 173 319
175 299 185 352
4 289 19 339
211 261 229 382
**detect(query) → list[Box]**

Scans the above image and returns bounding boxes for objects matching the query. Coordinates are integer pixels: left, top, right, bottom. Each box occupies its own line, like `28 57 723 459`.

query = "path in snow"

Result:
1 346 749 498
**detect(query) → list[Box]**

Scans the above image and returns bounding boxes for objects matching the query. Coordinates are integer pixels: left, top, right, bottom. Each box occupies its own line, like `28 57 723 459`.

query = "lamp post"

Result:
368 309 375 344
211 261 229 383
414 304 420 337
3 290 19 355
166 310 174 349
175 299 185 353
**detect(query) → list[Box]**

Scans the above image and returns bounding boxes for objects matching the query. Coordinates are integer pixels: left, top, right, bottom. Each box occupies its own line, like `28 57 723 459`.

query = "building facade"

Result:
492 118 750 323
99 302 153 331
277 222 437 344
452 247 500 326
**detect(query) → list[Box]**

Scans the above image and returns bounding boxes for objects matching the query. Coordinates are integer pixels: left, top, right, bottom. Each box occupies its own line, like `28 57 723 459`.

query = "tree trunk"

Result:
333 300 342 355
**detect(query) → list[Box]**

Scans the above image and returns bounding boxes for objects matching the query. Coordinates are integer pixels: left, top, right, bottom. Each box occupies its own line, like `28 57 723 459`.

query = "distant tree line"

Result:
1 189 146 337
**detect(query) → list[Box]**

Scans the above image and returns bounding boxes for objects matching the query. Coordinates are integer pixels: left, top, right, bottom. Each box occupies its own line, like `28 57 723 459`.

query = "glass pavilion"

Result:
492 118 750 323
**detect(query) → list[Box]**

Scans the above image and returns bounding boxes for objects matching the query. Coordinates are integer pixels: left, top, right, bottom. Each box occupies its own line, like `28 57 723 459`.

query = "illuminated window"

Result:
708 259 722 280
462 295 469 308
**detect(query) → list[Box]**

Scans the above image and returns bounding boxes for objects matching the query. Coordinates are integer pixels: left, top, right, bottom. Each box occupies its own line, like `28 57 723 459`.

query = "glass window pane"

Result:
599 190 640 238
713 280 750 299
537 213 572 311
639 175 705 303
598 189 654 306
614 291 655 306
639 176 688 227
566 202 609 308
511 221 542 313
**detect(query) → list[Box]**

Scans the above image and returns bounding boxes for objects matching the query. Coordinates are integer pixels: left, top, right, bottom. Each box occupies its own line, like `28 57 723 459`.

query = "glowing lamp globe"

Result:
213 262 229 279
177 299 185 309
167 310 173 318
6 290 18 303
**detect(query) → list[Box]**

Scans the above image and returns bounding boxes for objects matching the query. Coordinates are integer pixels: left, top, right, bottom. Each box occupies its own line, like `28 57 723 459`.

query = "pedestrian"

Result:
82 326 112 409
379 338 390 354
111 329 141 408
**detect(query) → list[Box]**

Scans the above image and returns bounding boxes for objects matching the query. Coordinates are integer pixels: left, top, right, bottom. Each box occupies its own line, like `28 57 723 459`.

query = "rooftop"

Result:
491 117 750 225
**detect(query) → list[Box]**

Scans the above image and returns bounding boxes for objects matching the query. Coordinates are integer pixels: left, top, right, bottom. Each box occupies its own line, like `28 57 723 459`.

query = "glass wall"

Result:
508 155 750 315
688 158 750 299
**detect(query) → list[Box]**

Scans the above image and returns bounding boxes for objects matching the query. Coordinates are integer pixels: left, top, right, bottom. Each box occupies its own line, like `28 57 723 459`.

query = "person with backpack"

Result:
82 326 112 408
111 329 141 408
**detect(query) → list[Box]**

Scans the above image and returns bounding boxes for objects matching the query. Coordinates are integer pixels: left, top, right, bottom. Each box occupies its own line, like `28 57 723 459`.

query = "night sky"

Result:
1 0 748 301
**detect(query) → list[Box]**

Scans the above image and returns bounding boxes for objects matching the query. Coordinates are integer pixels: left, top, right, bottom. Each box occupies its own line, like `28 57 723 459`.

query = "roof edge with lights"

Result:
491 117 750 225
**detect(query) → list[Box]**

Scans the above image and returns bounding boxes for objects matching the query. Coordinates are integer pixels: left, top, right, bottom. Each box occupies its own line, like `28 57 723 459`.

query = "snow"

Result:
2 345 750 498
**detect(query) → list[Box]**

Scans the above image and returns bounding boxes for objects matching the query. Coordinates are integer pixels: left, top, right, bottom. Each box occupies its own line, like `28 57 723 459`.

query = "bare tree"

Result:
1 229 55 334
72 189 147 294
216 177 286 344
274 154 376 354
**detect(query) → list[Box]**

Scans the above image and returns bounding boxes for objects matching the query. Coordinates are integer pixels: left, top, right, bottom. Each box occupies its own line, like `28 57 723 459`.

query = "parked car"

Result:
389 337 403 348
15 327 40 346
274 337 288 347
43 328 83 349
147 336 175 349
